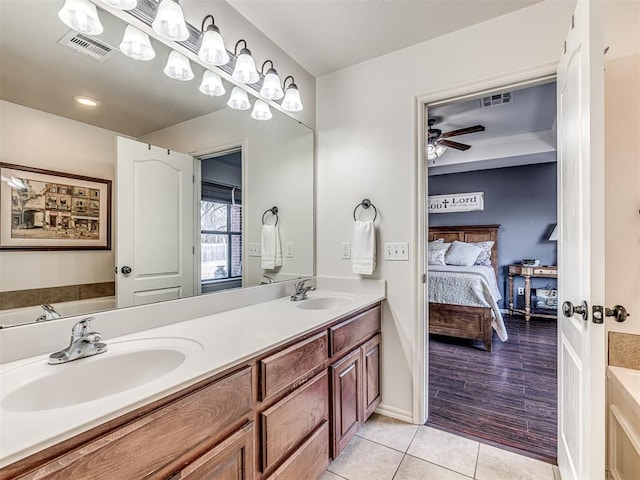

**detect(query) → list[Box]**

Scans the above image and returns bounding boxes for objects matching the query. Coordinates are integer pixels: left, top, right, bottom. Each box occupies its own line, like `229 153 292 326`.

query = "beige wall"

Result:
0 100 116 293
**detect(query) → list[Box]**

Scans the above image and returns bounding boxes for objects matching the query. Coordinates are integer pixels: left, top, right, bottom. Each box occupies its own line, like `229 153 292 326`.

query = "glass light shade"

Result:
152 0 189 41
120 25 155 61
281 84 303 112
58 0 103 35
227 87 251 110
199 71 225 97
198 27 229 66
103 0 137 10
427 143 446 161
232 49 259 84
163 51 194 81
260 70 284 100
251 100 273 121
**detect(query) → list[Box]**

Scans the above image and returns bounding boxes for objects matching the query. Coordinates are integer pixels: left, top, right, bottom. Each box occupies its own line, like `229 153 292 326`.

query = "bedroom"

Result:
424 80 559 462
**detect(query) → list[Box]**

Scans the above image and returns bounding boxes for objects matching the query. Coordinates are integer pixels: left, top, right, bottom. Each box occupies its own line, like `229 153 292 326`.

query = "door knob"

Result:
562 300 589 321
121 266 132 275
607 305 630 322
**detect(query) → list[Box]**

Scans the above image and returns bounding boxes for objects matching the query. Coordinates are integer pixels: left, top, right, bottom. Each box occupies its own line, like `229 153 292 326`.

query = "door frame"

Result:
413 63 559 424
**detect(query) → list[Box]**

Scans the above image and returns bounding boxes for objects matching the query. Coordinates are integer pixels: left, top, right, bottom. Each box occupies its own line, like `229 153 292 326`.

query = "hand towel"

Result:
352 220 376 275
261 224 282 269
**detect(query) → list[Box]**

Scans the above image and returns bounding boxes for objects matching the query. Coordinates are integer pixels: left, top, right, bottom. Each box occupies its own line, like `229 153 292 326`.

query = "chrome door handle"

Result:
562 300 589 321
121 266 132 275
593 304 630 323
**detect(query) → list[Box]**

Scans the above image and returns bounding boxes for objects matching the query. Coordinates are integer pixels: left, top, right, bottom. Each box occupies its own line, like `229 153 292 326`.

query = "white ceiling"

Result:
225 0 544 77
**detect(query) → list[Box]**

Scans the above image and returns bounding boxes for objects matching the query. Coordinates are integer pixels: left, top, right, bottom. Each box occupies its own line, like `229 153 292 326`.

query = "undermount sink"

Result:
1 337 203 412
296 297 351 310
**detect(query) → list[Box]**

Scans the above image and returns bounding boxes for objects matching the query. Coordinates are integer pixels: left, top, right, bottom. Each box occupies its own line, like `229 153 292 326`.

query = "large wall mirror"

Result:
0 0 314 328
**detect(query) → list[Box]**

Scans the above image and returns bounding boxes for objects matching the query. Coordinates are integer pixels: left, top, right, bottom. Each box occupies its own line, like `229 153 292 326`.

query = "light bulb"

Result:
163 51 194 81
199 71 225 97
232 48 259 84
282 83 303 112
103 0 137 10
227 87 251 111
152 0 189 41
260 69 284 100
198 25 229 66
58 0 103 35
120 25 155 61
251 100 273 121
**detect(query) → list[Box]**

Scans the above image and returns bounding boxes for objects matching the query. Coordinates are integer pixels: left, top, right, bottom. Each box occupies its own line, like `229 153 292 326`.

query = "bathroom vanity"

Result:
0 291 383 480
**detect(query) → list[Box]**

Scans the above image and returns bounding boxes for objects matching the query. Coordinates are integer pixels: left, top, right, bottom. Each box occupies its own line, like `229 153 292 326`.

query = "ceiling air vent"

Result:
480 92 512 107
57 31 118 62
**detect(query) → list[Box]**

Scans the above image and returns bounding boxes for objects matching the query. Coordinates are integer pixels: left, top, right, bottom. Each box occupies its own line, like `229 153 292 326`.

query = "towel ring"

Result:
262 206 279 226
353 199 377 222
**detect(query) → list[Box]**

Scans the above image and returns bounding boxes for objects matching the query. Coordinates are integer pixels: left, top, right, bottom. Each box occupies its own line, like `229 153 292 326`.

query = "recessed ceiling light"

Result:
73 96 100 107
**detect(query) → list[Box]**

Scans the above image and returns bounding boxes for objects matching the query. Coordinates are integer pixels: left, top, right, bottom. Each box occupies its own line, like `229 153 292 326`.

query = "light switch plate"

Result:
249 243 261 257
384 242 409 261
286 242 294 258
341 242 351 259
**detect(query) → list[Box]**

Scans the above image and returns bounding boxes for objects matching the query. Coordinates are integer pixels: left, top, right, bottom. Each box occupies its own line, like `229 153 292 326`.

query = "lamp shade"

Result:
549 225 558 241
251 100 273 121
199 70 225 97
120 25 155 61
427 143 446 161
227 87 251 110
281 82 303 112
198 26 229 66
260 69 284 101
103 0 137 10
232 48 259 84
152 0 189 41
163 51 194 81
58 0 103 35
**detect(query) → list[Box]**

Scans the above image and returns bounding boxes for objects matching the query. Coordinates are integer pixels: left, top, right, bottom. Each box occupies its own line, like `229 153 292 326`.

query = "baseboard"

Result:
374 404 414 424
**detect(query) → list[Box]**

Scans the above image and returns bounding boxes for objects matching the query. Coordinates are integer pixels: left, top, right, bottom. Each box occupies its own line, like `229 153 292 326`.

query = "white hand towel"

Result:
352 220 376 275
261 225 282 269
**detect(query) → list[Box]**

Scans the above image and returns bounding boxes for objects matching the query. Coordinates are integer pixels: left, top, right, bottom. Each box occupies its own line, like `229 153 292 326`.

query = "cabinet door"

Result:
361 334 381 422
331 349 361 457
177 423 255 480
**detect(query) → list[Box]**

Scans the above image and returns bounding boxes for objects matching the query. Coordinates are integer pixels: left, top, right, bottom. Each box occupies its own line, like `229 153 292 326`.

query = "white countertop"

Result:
608 365 640 418
0 289 384 468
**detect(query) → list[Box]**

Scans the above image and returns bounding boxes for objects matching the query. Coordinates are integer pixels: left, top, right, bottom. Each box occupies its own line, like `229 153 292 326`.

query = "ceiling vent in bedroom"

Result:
57 31 118 62
480 92 512 107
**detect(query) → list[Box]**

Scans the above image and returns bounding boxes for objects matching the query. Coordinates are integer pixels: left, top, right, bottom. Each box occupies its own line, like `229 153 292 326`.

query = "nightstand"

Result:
508 265 558 321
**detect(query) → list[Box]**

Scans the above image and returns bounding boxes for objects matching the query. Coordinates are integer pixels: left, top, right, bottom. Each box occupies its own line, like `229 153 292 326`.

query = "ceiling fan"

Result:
427 119 486 160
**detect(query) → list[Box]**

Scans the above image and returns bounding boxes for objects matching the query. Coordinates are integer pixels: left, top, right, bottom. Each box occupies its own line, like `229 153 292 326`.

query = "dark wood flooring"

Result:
427 314 557 463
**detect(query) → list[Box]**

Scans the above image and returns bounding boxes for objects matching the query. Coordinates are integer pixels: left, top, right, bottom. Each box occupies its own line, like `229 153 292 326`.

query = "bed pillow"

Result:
471 240 494 266
428 241 450 252
427 248 447 265
445 240 482 266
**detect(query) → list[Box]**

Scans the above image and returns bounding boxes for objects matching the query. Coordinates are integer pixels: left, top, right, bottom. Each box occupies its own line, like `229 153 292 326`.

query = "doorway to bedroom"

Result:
424 79 559 463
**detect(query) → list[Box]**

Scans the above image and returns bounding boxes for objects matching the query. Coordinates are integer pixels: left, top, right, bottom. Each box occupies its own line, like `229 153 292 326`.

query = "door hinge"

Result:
422 274 426 283
571 14 575 29
192 175 195 184
192 246 195 254
563 41 567 54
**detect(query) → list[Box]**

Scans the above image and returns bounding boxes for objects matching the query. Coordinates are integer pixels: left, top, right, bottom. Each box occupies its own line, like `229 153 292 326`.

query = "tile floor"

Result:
321 414 562 480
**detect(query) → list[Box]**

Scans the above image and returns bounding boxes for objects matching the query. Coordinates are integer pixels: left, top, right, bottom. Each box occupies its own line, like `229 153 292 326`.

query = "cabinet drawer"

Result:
532 267 557 275
263 422 329 480
23 367 253 480
261 371 328 472
259 332 328 401
329 305 380 357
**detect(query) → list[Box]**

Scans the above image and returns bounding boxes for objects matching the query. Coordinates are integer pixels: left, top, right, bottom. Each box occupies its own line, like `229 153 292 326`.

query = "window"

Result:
201 182 242 282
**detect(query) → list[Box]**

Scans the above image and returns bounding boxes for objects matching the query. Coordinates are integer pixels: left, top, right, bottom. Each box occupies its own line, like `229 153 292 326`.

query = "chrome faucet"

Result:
261 275 275 285
36 304 62 322
290 279 315 301
48 317 107 365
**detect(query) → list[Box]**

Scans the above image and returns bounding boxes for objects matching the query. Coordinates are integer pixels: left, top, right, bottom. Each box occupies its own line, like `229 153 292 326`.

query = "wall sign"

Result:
428 192 484 213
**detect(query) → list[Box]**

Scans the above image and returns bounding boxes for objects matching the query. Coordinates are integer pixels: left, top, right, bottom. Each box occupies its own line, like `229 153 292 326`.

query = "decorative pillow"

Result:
471 240 494 266
427 248 447 265
445 241 482 266
428 241 450 252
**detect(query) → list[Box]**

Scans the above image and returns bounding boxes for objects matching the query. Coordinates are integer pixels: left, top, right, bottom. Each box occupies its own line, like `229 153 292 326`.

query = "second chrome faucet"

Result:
48 317 107 365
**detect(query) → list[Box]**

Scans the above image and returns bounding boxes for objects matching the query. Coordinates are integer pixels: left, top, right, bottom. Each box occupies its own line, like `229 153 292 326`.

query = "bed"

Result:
427 225 506 352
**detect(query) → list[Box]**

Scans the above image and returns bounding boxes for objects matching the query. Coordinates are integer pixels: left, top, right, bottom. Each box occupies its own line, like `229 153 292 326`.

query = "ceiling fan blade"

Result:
441 125 485 138
439 139 472 151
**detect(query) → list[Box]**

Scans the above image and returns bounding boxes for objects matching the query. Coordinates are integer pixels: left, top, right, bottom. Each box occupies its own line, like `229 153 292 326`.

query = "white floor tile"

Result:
356 413 419 452
406 426 479 478
319 470 346 480
395 455 473 480
475 444 554 480
327 436 404 480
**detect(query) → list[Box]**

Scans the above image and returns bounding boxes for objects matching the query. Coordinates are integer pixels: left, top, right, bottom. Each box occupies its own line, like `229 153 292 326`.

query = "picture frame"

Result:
0 163 111 250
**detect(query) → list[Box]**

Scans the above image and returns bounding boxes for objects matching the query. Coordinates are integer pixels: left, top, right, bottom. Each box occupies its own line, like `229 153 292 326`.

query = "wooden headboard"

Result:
428 224 500 278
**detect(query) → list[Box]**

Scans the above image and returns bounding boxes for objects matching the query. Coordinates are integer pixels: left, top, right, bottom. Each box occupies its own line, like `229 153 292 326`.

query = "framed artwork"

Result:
0 163 111 250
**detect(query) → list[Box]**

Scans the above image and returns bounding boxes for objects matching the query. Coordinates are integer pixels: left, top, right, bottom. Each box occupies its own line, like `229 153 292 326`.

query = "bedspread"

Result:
428 265 508 341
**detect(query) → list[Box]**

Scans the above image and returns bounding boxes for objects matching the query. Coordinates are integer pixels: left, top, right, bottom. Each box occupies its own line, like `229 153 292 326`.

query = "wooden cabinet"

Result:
361 334 381 421
263 423 329 480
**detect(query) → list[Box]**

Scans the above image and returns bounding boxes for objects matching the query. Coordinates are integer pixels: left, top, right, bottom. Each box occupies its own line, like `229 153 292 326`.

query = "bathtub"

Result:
607 366 640 480
0 297 116 328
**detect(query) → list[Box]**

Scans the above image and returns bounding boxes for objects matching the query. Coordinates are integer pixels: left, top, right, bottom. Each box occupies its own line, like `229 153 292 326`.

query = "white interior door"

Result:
556 1 606 479
116 137 194 308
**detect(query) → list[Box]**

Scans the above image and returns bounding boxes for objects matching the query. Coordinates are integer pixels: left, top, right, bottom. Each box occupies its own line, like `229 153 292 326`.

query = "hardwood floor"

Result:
427 314 557 463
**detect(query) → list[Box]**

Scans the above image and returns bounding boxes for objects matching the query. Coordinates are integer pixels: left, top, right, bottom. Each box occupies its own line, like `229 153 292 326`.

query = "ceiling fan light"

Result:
227 87 251 110
427 143 446 161
103 0 137 10
232 48 259 84
152 0 189 42
120 25 155 61
58 0 103 35
198 26 229 66
281 83 303 112
251 100 273 121
260 69 284 101
199 70 225 97
163 51 194 81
